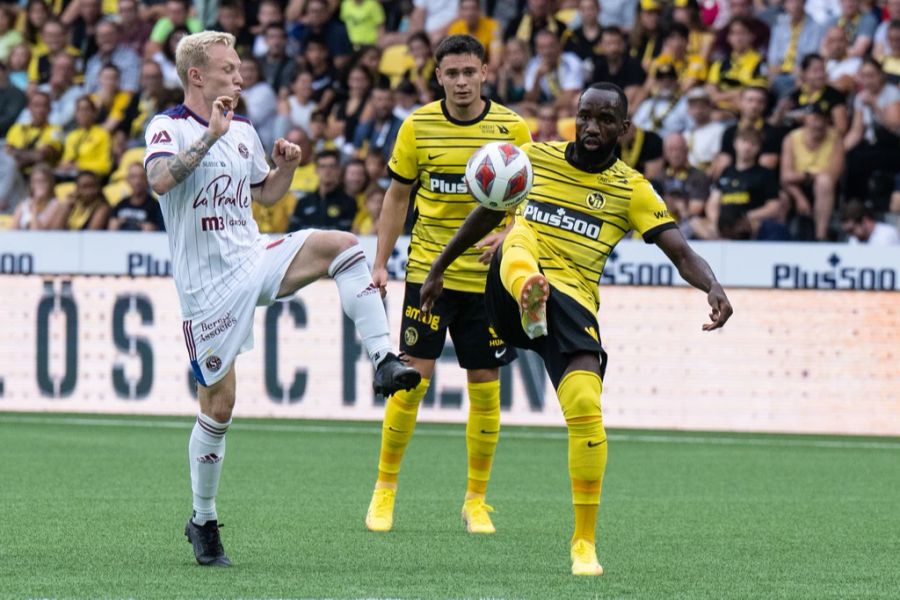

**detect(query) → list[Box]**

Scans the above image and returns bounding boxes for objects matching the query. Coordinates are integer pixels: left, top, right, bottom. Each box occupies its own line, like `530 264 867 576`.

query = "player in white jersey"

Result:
143 31 420 567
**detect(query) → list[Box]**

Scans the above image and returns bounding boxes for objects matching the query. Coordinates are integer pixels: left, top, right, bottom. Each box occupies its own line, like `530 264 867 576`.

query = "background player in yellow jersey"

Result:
366 35 532 534
420 82 734 576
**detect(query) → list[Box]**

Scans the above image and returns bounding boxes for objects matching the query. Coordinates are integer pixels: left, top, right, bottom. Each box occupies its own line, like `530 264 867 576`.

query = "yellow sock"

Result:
465 380 501 498
499 226 540 299
574 504 599 544
557 370 607 544
376 378 430 489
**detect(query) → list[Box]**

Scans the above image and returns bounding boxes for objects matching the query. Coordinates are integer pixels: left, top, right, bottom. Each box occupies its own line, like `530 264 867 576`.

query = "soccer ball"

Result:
464 142 534 211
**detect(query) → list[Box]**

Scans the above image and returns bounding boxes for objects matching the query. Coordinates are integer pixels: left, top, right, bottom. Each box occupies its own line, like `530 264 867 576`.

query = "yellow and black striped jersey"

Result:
388 99 532 293
516 141 677 313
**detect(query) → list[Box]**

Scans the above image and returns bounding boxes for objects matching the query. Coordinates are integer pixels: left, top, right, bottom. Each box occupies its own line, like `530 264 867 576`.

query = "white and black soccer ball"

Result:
464 142 534 211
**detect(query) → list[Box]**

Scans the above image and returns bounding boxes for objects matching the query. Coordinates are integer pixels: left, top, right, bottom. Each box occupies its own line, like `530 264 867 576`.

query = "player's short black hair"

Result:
583 82 628 120
434 34 485 65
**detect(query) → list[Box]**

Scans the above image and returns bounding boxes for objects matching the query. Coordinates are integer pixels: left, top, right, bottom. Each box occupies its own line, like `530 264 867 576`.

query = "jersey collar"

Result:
440 97 491 126
182 104 210 126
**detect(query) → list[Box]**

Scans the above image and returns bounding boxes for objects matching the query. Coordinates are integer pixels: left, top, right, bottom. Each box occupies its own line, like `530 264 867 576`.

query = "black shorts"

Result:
485 248 607 389
399 282 517 370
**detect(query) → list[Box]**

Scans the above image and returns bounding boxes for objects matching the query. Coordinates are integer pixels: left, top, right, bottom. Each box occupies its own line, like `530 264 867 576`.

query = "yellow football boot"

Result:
365 488 396 532
571 539 604 576
461 497 496 534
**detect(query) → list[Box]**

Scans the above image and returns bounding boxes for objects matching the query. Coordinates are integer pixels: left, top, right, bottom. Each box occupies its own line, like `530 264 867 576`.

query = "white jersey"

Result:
143 104 271 319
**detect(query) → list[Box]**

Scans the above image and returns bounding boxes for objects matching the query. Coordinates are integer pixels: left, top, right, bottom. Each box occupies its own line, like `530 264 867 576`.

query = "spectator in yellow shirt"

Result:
6 91 63 172
49 170 110 231
447 0 502 79
58 96 112 178
340 0 385 48
90 64 132 132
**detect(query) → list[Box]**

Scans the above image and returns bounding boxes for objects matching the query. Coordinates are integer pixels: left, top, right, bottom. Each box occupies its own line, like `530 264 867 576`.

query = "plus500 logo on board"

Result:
773 254 897 290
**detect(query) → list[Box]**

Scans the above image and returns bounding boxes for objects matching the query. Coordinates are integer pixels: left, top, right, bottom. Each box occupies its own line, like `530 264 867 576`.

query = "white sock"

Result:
189 413 229 525
328 245 392 366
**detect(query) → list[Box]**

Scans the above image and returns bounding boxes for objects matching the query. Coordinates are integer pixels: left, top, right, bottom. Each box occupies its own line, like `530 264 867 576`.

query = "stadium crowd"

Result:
1 0 899 244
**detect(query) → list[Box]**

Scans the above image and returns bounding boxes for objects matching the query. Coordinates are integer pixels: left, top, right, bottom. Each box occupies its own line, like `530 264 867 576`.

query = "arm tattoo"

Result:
162 132 218 185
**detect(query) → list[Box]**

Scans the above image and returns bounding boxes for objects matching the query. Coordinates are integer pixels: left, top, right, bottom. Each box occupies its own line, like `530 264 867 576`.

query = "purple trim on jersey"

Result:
144 151 174 167
232 114 251 124
181 104 209 126
160 105 190 120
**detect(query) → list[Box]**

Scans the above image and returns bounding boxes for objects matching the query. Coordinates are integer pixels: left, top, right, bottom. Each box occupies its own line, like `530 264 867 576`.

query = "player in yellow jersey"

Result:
366 35 532 535
420 82 734 576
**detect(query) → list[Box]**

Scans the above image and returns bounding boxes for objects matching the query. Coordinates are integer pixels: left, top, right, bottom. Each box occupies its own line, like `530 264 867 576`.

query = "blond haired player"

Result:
365 35 532 535
420 83 733 575
143 31 419 567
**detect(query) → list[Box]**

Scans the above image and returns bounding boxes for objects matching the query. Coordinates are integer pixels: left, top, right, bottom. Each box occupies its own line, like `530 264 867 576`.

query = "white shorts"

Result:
182 230 315 387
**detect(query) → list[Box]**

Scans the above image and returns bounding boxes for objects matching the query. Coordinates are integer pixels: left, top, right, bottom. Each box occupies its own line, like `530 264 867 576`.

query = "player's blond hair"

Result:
175 31 236 87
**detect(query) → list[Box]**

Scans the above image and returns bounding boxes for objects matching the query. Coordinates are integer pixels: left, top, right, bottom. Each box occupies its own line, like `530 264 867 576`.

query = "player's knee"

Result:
332 231 360 256
559 383 601 423
205 392 236 423
205 405 233 424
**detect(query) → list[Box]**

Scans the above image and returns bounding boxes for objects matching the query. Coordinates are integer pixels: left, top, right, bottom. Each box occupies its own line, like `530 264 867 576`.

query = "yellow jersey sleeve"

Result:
513 120 533 146
387 117 418 184
627 180 677 242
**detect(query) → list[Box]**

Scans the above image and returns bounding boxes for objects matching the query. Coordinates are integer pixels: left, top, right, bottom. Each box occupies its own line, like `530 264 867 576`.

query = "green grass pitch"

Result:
1 413 898 600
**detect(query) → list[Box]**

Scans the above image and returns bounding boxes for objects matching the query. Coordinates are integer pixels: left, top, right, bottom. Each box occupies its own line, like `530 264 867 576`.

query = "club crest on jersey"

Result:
206 355 222 372
237 143 249 159
586 191 605 209
404 327 418 346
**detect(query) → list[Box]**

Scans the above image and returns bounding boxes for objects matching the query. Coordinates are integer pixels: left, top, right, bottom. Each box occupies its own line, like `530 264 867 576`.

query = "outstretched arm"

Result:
420 206 506 312
654 228 733 331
